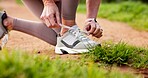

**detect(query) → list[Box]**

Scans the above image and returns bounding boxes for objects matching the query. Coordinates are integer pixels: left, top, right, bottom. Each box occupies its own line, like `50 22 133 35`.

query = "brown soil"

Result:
0 0 148 77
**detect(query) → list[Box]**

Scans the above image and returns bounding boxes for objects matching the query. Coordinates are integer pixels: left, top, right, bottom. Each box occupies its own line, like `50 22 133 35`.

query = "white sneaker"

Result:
55 25 100 54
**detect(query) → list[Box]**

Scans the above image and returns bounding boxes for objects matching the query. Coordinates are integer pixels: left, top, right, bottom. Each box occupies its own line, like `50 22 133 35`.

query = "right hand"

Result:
84 19 103 38
40 3 60 28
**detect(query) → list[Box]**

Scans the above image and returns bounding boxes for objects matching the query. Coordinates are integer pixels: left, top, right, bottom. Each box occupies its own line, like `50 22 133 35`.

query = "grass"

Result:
0 49 141 78
15 0 23 5
84 42 148 69
78 1 148 31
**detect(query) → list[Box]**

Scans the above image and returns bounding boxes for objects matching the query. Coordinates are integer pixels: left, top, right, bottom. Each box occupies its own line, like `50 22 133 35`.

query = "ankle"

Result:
3 16 14 30
60 19 76 35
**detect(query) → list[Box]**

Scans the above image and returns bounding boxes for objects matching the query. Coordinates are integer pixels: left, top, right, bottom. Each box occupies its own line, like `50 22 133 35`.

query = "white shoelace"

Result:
60 24 89 41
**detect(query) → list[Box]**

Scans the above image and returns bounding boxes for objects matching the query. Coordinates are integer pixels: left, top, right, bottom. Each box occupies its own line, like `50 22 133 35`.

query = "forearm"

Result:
86 0 101 18
42 0 55 5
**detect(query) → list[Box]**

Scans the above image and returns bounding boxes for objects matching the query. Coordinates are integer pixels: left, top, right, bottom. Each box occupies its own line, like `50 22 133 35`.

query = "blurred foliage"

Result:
0 49 140 78
98 1 148 31
79 0 148 4
102 0 148 3
15 0 23 5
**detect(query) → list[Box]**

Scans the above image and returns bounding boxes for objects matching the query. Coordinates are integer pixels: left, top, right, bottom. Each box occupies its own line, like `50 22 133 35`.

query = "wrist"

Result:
85 18 97 23
43 0 55 6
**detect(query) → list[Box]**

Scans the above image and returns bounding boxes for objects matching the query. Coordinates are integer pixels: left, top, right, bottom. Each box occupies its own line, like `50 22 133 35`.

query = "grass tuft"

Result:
84 42 148 68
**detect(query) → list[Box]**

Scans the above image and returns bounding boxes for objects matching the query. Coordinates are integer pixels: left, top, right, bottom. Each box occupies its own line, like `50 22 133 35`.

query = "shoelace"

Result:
60 24 90 41
69 29 89 41
69 28 95 48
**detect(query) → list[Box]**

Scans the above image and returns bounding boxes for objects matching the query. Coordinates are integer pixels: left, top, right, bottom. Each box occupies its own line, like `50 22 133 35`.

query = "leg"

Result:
3 15 57 46
13 18 57 46
61 0 79 35
22 0 61 34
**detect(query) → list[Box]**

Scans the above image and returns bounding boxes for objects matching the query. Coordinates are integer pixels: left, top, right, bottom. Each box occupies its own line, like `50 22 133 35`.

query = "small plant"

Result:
85 42 148 68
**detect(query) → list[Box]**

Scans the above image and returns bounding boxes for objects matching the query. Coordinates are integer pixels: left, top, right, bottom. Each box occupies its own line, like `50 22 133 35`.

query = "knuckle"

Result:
46 14 53 18
40 16 44 19
46 15 50 17
40 16 43 19
49 13 54 17
93 25 96 28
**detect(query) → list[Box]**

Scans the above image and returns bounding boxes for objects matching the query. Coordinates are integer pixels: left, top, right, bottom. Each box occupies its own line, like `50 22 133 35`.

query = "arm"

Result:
84 0 102 38
86 0 101 18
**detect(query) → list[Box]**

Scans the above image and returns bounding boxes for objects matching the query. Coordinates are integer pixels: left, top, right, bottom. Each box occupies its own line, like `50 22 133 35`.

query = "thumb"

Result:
86 25 91 31
84 22 91 31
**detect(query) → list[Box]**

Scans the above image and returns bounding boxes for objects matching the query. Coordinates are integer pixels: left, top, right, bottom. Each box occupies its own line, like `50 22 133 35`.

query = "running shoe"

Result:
55 25 100 54
0 11 9 49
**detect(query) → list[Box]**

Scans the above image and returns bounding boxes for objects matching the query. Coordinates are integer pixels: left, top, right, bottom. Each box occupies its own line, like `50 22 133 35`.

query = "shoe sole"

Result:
55 47 89 54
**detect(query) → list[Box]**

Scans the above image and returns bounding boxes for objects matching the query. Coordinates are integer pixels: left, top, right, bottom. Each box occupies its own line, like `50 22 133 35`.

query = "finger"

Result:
56 12 60 24
93 24 101 35
48 15 60 28
93 30 103 38
48 14 56 26
40 9 46 21
94 33 102 38
98 34 103 38
40 15 45 22
84 22 91 31
88 22 96 34
48 20 60 28
44 18 51 27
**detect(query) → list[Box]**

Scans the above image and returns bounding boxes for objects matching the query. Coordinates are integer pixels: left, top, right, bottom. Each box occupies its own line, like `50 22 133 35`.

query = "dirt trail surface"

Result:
0 0 148 77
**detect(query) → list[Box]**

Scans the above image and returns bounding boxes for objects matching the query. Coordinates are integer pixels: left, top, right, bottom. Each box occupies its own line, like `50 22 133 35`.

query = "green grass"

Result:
15 0 23 5
84 42 148 69
78 1 148 31
0 49 140 78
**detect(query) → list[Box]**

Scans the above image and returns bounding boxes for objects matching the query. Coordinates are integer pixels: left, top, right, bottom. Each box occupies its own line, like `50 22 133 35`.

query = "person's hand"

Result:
84 19 103 38
40 3 60 28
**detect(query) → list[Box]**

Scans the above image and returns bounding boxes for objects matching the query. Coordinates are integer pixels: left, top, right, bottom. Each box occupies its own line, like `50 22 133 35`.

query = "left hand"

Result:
84 19 103 38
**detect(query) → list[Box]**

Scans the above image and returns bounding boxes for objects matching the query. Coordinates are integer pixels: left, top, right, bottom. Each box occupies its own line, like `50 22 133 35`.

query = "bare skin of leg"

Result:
60 19 76 35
